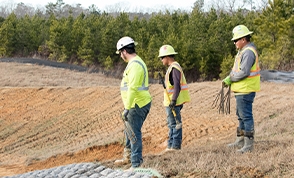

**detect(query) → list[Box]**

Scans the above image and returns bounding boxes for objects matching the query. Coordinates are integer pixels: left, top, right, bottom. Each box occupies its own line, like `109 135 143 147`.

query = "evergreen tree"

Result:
0 13 18 56
254 0 294 70
46 16 74 62
78 28 95 66
71 13 85 63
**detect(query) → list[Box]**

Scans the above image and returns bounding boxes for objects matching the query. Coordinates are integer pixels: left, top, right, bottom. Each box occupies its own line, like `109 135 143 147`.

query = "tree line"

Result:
0 0 293 82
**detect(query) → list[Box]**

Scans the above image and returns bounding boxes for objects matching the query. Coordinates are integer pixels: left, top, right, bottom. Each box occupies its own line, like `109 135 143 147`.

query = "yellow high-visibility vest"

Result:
231 47 260 92
164 62 191 106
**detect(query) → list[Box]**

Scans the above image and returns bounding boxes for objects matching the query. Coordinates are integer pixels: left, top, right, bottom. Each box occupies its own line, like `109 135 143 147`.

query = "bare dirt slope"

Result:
0 61 294 177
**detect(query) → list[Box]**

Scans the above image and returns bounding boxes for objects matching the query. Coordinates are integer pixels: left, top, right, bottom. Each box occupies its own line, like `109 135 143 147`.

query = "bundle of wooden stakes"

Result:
212 84 231 115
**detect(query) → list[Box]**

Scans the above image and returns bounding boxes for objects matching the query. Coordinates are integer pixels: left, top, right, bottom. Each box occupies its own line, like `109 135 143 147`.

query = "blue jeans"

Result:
235 92 255 132
125 102 151 168
165 105 183 149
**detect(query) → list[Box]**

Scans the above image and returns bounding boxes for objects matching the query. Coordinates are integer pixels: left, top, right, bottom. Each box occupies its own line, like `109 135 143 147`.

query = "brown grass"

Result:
0 62 120 87
0 61 294 177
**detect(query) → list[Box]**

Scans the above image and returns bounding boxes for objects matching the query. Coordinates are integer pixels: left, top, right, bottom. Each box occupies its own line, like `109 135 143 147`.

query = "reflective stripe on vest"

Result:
166 62 189 94
164 62 190 106
120 60 149 91
167 84 189 93
231 46 260 92
231 46 260 78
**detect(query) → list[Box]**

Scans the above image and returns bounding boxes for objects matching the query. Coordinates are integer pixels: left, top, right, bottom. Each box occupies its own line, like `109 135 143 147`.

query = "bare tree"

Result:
209 0 224 10
13 2 36 17
45 0 65 18
105 2 128 13
208 0 264 13
193 0 205 10
0 0 16 17
259 0 269 9
62 4 85 18
87 4 101 15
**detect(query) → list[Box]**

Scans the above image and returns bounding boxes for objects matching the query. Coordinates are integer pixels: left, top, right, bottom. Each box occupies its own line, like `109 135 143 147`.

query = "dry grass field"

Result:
0 60 293 177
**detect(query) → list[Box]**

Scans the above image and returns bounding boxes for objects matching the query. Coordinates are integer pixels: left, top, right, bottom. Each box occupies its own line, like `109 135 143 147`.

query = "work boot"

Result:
160 147 181 155
237 131 254 153
165 147 179 152
114 148 131 166
227 127 244 148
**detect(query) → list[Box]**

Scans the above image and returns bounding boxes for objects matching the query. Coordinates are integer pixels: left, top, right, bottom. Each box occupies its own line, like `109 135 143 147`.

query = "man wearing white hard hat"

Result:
114 36 152 170
223 25 260 153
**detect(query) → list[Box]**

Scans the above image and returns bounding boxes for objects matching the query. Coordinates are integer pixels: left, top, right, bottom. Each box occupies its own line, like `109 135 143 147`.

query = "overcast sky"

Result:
2 0 264 12
7 0 197 11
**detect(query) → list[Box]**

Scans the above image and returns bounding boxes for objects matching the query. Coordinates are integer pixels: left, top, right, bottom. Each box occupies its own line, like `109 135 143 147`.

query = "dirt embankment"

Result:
0 61 294 177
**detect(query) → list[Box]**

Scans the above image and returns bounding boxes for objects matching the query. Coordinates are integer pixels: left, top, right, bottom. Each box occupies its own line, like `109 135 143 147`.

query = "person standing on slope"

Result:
158 45 190 152
223 25 260 153
114 36 152 170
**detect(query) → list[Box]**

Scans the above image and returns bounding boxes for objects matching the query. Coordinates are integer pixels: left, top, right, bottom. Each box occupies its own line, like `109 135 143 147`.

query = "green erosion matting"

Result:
133 168 163 177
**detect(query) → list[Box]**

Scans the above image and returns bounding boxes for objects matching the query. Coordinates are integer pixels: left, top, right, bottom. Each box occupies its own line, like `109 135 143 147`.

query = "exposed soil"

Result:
0 60 293 177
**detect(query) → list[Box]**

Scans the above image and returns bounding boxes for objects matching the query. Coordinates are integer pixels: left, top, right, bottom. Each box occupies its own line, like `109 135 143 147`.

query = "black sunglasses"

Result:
160 56 167 60
233 38 242 43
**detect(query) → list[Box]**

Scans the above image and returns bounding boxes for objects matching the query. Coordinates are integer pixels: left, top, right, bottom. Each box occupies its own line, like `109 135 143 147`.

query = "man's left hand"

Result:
169 100 176 110
222 76 232 86
122 109 129 121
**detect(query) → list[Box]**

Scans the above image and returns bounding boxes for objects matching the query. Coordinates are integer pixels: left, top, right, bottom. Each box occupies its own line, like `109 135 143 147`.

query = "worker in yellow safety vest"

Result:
222 25 260 153
158 45 190 152
114 36 152 170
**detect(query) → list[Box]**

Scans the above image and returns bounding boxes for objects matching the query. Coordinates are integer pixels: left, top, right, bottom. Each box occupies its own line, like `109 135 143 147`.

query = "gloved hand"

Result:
122 109 129 121
169 100 176 110
222 76 232 86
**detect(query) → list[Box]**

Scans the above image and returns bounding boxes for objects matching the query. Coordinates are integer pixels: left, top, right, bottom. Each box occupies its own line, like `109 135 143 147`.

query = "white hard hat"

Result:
116 36 138 54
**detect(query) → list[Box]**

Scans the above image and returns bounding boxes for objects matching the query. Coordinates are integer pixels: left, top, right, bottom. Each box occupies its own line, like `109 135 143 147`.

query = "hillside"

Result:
0 61 293 177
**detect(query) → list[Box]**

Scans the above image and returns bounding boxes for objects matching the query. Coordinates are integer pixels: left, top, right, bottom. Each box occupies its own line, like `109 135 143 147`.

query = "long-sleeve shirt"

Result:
230 43 257 82
169 68 181 101
120 56 151 109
